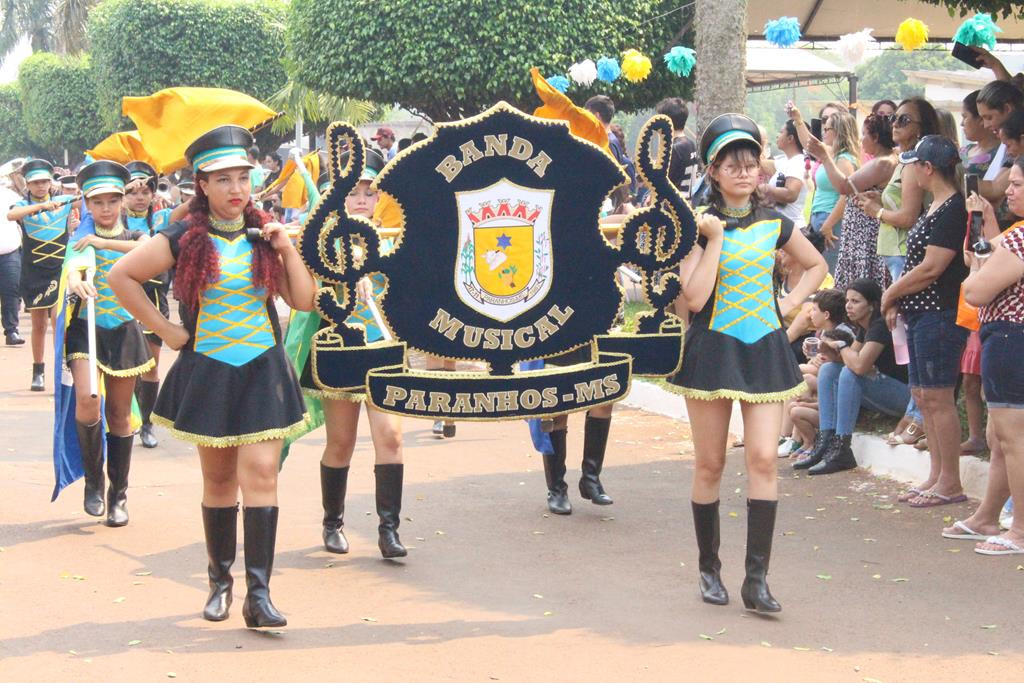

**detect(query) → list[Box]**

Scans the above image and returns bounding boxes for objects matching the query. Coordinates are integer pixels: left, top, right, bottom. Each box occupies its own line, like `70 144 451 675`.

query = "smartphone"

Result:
965 173 992 254
810 118 822 140
952 41 985 70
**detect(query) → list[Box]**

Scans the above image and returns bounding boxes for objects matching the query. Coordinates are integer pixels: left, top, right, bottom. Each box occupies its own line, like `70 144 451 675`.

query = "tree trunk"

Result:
695 0 748 130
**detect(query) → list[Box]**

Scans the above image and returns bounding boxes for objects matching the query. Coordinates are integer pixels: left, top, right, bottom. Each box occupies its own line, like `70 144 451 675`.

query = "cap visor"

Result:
83 185 125 198
24 171 52 182
898 150 920 164
199 158 255 173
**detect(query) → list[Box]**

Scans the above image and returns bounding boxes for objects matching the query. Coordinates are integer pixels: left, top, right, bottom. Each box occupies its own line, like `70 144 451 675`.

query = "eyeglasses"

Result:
717 162 760 178
888 114 919 128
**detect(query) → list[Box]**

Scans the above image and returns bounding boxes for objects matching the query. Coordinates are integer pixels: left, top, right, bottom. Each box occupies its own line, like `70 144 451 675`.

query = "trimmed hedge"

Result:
88 0 288 128
286 0 690 121
18 52 110 158
0 84 37 160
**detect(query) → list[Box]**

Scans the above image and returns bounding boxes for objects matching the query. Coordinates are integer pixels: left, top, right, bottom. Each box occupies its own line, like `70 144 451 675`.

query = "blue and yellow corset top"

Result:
708 218 782 345
81 246 133 329
194 233 274 366
19 197 73 268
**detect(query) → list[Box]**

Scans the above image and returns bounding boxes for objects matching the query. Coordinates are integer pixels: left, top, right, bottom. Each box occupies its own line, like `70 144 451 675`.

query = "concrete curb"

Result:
623 379 990 500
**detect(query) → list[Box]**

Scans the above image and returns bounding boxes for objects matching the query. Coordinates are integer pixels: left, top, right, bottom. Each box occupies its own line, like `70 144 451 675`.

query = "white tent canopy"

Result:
748 1 1024 42
746 46 852 92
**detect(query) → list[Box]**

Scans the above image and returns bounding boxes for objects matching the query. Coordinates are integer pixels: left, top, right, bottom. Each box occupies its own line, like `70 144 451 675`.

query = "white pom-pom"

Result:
568 59 598 87
836 28 876 67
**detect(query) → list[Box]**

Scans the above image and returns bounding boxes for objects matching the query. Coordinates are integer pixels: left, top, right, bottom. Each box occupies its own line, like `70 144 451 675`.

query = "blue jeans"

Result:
818 362 912 435
885 255 906 283
981 321 1024 409
810 210 842 272
904 309 969 388
0 249 21 336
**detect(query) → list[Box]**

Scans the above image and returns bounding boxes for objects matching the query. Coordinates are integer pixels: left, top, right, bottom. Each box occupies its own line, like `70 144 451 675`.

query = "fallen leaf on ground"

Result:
134 571 152 576
821 646 834 652
127 640 141 646
715 627 726 635
435 530 446 535
816 574 832 581
943 515 953 523
699 634 714 640
543 611 553 617
360 617 377 622
793 646 811 651
728 512 738 518
68 650 78 655
891 578 909 583
113 597 125 604
167 674 176 679
872 574 881 579
980 624 997 630
850 517 860 522
532 594 543 599
948 548 960 553
600 517 615 522
760 641 772 647
988 651 1000 656
532 531 544 535
415 537 425 541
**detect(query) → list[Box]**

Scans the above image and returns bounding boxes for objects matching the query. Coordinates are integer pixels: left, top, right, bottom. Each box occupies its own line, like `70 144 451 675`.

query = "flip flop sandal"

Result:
974 535 1024 555
942 520 989 540
897 487 925 503
908 491 969 508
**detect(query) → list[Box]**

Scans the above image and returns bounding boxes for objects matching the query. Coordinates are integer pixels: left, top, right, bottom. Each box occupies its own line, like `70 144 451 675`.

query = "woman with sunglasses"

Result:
674 114 826 612
880 135 970 509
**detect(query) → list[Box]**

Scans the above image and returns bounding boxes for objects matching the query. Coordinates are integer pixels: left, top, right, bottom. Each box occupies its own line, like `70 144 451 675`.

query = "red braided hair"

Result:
173 176 282 309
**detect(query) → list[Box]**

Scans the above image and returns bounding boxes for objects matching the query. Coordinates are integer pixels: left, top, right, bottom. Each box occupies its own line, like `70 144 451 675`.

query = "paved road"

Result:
1 315 1021 681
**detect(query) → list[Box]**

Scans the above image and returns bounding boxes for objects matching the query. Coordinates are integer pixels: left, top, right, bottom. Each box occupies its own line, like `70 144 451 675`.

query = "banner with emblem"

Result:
298 101 697 420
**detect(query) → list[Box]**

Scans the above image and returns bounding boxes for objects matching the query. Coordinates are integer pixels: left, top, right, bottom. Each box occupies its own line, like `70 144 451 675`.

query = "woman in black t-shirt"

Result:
880 135 970 507
811 279 912 474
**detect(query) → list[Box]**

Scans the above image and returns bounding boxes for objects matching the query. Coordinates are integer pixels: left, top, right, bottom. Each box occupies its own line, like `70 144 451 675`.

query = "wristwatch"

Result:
875 206 884 221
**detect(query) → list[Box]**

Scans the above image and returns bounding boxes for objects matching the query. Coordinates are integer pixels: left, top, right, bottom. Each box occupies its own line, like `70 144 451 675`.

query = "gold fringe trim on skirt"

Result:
677 382 807 404
151 412 311 449
66 354 155 378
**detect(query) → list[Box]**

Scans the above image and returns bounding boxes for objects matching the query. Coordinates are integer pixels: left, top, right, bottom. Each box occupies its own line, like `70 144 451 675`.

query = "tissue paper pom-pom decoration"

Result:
620 49 652 82
596 56 621 83
664 46 696 77
953 13 1002 51
546 75 570 93
895 18 929 51
835 28 876 67
568 59 598 87
764 16 801 48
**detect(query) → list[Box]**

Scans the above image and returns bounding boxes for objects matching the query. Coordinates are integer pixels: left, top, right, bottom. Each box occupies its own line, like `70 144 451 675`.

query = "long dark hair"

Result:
173 175 281 309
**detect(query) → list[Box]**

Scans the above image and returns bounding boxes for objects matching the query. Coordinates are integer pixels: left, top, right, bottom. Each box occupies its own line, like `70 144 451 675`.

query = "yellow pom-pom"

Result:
896 18 929 52
620 48 652 83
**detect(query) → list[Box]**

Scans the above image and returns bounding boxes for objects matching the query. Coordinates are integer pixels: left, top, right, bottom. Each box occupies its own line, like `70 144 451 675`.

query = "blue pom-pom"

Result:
664 46 696 77
954 13 1002 51
546 75 570 93
596 56 621 83
764 16 801 48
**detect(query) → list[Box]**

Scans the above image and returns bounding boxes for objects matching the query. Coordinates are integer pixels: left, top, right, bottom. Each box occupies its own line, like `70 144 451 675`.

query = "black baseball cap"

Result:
899 135 959 168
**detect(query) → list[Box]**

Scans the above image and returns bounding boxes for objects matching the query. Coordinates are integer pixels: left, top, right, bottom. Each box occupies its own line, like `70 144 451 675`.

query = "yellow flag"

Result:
529 67 610 154
281 152 320 209
122 87 277 173
86 131 153 166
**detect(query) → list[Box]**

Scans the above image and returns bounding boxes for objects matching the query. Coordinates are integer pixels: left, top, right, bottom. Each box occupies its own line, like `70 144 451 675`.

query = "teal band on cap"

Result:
360 167 379 181
130 171 152 180
192 145 248 172
24 169 52 182
706 130 758 164
81 175 126 193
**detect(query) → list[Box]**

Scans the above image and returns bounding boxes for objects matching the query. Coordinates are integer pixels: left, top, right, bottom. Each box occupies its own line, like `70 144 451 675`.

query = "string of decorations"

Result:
542 12 1005 92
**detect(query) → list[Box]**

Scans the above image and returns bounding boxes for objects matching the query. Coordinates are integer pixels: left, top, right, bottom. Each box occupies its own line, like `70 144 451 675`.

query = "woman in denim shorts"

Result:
963 158 1024 555
880 136 969 508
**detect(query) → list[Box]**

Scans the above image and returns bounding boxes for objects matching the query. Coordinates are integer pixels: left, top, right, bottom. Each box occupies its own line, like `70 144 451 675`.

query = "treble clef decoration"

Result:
616 115 698 333
299 122 383 346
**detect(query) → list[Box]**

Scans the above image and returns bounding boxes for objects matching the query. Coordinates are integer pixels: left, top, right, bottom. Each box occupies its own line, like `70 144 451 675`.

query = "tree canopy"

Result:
87 0 287 128
286 0 692 121
17 51 110 158
856 49 964 103
0 83 38 160
917 1 1024 18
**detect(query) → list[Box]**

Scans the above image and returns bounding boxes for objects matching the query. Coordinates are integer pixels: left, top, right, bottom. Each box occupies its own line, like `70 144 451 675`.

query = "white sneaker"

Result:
778 437 800 457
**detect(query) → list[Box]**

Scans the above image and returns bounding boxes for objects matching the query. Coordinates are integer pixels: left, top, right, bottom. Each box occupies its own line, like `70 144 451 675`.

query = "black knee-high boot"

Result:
137 380 160 448
202 504 237 621
543 428 572 515
241 506 287 628
692 500 729 605
105 434 133 527
375 464 407 558
321 464 350 554
741 499 781 613
579 414 613 505
76 420 104 517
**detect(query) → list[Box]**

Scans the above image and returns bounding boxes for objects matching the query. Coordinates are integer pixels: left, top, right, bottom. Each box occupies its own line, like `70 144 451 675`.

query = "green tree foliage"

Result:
856 49 965 103
0 83 39 160
917 1 1024 18
17 51 109 157
287 0 692 121
87 0 287 128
